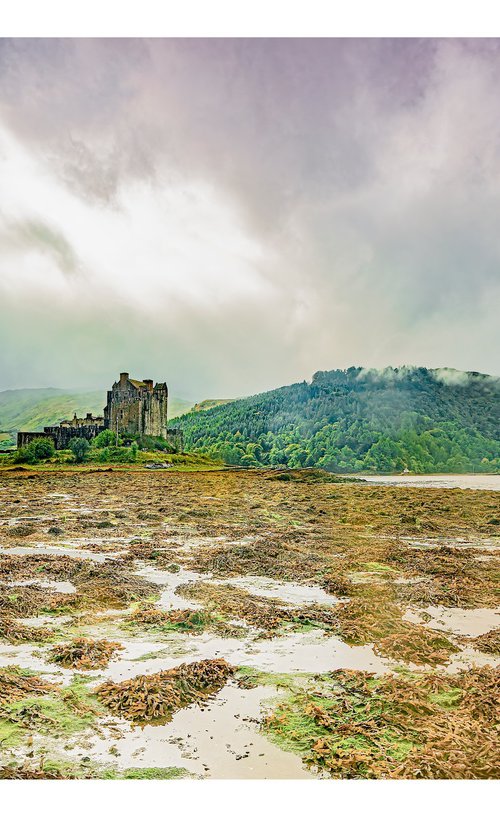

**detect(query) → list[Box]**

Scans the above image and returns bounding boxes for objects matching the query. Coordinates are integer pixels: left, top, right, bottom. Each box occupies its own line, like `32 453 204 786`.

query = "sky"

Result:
0 38 499 399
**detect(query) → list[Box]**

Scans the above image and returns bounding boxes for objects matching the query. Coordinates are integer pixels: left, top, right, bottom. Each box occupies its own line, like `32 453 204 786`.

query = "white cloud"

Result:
0 39 499 395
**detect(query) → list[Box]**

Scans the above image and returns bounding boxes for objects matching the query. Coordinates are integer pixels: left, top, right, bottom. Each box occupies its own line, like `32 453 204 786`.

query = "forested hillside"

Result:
173 367 500 473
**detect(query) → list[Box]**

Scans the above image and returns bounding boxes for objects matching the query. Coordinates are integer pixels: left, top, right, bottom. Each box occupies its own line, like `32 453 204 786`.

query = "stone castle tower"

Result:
103 373 169 438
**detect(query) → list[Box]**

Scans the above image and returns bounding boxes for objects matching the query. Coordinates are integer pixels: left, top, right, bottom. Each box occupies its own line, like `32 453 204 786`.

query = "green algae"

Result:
0 674 105 743
0 758 190 779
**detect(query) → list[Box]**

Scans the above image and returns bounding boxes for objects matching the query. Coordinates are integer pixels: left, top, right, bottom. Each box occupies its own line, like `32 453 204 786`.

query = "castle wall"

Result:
17 431 50 448
17 423 105 451
166 429 184 453
44 424 105 449
142 387 168 438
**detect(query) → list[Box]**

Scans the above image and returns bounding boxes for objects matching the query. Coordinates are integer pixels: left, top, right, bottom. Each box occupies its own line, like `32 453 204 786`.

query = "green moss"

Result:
362 562 395 573
117 767 188 779
0 718 24 746
0 675 105 740
429 688 463 709
13 758 190 779
263 673 417 777
235 666 310 690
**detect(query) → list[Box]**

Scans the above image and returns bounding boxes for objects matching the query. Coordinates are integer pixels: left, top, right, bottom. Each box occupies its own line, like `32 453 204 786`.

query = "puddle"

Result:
57 536 131 547
134 564 205 611
214 575 341 607
0 641 74 682
402 536 500 551
9 579 76 594
99 629 391 684
135 564 341 610
0 516 53 526
0 545 113 563
18 615 72 627
447 647 500 673
35 683 312 779
404 605 500 637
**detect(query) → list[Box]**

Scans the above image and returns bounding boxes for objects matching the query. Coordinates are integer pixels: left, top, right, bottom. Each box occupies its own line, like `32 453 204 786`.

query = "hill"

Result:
173 367 500 473
0 388 194 449
191 399 235 412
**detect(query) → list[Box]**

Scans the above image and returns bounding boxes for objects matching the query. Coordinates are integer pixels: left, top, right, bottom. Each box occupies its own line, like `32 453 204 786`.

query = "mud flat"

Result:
0 468 498 779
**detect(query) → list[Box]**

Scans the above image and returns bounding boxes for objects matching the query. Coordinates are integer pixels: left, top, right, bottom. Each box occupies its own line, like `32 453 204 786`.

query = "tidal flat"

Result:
0 467 498 779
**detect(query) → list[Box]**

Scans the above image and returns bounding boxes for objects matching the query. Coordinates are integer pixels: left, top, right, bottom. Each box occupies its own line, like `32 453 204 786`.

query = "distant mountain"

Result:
191 399 235 412
173 367 500 473
0 388 194 448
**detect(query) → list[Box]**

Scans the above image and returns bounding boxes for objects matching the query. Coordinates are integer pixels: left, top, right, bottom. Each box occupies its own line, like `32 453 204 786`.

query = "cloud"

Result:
0 217 79 276
0 39 499 395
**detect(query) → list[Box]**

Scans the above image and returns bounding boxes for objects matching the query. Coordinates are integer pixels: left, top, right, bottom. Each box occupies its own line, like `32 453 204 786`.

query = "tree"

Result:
172 366 500 473
69 437 90 463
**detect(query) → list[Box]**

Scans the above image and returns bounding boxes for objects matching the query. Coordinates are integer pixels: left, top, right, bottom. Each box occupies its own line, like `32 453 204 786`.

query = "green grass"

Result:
0 450 224 472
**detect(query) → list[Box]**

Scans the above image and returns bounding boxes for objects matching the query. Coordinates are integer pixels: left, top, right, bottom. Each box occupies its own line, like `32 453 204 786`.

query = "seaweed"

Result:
264 667 500 779
469 628 500 655
48 637 123 669
96 658 233 723
0 666 54 706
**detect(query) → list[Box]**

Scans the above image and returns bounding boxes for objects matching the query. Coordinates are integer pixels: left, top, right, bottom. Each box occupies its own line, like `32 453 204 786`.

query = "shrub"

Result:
12 446 34 464
137 435 174 452
93 429 120 448
13 437 55 463
68 438 90 463
96 446 137 463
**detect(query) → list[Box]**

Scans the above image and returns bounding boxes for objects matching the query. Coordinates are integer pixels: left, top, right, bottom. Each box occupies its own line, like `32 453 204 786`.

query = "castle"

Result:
17 372 183 452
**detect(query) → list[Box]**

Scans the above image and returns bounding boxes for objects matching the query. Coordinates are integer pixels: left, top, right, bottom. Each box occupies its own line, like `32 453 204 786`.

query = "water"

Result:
133 563 205 610
97 630 391 684
34 684 313 779
8 578 76 594
404 605 500 637
0 545 112 562
403 536 500 551
214 575 341 606
358 474 500 490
